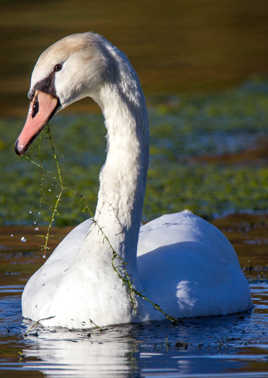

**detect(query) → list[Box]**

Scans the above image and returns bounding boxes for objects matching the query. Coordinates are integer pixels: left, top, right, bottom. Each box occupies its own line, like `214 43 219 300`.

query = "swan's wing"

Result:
137 210 251 317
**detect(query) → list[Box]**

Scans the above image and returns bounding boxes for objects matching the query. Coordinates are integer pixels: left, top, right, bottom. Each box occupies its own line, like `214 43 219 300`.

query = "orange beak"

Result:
15 90 59 155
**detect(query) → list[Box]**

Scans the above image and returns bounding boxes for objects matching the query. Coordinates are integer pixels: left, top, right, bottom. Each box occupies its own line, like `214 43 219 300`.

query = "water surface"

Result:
0 221 267 377
0 280 267 377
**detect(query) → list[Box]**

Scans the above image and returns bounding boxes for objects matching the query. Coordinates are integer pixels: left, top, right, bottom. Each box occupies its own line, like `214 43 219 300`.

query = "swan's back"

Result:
137 210 251 319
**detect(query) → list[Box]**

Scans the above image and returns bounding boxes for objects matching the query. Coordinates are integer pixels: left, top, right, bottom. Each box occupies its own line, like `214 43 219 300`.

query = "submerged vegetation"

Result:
1 79 268 226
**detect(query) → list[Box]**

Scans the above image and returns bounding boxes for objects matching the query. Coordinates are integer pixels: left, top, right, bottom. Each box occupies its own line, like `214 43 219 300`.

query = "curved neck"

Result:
90 76 149 270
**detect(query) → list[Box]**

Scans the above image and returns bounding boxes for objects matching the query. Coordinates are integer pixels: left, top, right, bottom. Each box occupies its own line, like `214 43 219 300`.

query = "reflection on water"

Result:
0 281 267 377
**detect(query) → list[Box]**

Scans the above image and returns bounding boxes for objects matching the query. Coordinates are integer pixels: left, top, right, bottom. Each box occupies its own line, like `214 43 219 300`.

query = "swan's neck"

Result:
89 72 149 271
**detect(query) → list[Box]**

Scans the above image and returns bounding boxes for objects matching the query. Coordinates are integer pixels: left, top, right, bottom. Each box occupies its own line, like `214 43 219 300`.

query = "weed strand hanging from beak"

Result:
22 126 64 259
41 126 64 258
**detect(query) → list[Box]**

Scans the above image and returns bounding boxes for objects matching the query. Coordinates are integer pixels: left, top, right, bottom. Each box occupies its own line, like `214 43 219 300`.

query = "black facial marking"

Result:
30 70 57 100
32 96 39 118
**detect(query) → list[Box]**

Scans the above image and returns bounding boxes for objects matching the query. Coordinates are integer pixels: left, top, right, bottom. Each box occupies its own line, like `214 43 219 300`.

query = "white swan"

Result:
15 32 251 329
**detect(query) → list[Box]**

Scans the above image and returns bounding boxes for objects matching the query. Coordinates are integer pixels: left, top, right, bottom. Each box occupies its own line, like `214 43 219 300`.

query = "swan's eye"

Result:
54 64 62 72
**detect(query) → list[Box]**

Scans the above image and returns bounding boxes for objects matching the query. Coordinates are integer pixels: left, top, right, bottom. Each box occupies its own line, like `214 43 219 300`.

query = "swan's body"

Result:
16 32 251 329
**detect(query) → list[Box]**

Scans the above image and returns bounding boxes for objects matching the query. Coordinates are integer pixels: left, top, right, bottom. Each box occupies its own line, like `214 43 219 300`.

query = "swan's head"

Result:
15 32 111 155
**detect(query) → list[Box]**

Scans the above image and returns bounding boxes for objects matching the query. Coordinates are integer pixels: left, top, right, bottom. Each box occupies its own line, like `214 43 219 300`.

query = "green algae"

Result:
1 79 268 226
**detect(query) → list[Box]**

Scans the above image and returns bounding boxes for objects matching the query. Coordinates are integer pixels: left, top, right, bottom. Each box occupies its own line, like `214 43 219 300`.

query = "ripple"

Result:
0 282 267 377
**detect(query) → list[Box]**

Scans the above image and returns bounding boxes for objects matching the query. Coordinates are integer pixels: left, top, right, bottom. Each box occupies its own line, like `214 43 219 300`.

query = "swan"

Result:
15 32 252 329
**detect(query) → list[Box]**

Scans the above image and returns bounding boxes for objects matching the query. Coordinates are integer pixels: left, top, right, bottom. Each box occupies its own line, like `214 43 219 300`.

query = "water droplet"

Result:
20 236 27 243
38 211 41 216
34 227 39 231
10 234 14 238
48 188 52 192
28 210 33 215
42 254 46 259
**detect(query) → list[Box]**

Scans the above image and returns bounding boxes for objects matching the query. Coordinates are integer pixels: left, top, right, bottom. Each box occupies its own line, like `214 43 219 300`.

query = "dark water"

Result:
1 0 268 116
0 225 268 377
0 281 267 377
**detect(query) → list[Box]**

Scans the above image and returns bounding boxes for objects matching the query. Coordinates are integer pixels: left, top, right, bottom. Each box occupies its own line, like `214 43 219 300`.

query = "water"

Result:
0 224 267 377
0 281 267 377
